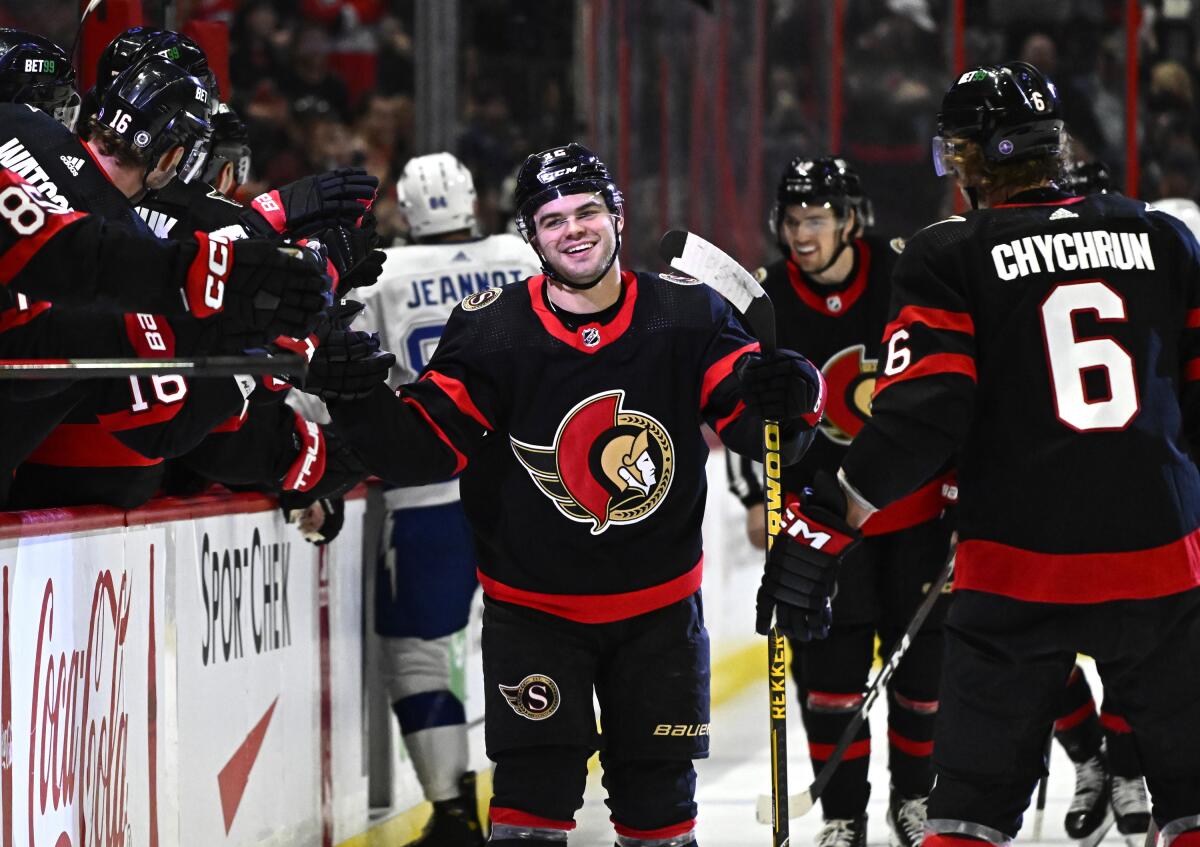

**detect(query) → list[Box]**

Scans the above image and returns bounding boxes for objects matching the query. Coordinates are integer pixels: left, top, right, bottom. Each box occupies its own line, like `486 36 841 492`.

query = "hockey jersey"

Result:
331 271 811 622
359 233 540 509
841 187 1200 603
726 235 952 535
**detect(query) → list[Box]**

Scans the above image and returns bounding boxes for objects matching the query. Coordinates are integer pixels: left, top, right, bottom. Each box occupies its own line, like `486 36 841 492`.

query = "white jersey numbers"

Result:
1040 280 1140 432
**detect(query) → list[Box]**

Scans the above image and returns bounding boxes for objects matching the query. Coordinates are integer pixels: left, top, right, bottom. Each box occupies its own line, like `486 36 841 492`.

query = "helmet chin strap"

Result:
965 186 981 210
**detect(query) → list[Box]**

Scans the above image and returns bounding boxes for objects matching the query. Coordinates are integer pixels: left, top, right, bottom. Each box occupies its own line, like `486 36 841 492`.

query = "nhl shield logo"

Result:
581 326 601 347
826 294 843 313
511 390 674 534
499 674 561 720
820 344 877 445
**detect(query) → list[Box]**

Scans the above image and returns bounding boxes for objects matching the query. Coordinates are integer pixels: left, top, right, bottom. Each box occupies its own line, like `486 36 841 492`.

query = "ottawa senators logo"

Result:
511 390 674 534
821 344 877 445
499 674 561 721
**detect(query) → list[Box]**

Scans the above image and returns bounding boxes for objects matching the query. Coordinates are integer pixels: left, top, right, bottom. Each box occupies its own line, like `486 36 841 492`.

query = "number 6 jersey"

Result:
840 187 1200 603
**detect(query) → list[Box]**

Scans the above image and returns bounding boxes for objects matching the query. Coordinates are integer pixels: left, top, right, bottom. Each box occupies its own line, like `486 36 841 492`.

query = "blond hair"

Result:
945 136 1067 201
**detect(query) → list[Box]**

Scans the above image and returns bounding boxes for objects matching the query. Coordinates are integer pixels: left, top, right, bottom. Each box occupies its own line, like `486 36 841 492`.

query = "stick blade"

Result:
756 790 816 824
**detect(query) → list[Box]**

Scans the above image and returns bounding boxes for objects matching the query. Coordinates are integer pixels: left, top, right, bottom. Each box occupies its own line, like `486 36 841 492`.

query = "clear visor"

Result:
931 135 954 177
177 129 212 184
52 90 81 132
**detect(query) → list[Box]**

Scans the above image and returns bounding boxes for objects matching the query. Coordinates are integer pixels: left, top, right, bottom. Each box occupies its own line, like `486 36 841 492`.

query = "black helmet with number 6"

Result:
96 57 213 183
0 28 80 128
512 142 625 289
933 61 1063 175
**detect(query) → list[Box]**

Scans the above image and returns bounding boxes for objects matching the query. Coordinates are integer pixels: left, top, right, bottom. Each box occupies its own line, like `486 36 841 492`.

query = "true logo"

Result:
511 390 674 534
499 674 561 721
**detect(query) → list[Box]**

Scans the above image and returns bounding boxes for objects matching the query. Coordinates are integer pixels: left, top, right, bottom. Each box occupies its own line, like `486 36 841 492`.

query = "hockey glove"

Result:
756 471 860 641
735 349 826 431
286 300 395 402
185 232 327 347
319 219 386 294
244 168 379 238
281 411 367 496
280 492 345 546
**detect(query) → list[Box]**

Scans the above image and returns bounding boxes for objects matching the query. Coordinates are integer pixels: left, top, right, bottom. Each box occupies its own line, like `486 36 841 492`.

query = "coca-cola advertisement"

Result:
1 528 165 847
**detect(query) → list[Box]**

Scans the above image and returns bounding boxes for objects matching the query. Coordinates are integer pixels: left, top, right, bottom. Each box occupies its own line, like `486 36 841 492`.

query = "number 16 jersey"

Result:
841 187 1200 604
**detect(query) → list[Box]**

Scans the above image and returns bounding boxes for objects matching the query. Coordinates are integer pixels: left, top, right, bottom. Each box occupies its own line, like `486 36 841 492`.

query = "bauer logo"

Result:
511 389 674 534
653 723 710 737
499 674 561 720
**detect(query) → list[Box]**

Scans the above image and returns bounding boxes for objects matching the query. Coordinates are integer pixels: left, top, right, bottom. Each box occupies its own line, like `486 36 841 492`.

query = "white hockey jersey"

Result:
362 233 541 509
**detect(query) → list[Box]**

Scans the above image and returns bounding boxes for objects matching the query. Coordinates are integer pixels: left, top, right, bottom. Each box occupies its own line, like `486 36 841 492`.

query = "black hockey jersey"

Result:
332 271 809 622
728 235 952 535
841 188 1200 603
136 177 255 242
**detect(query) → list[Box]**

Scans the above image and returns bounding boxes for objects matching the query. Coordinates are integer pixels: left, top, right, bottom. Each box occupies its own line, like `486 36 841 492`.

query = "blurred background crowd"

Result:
2 0 1199 281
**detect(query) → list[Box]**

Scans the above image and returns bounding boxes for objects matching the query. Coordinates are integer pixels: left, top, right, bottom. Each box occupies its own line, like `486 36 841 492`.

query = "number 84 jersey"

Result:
841 187 1200 604
360 233 541 509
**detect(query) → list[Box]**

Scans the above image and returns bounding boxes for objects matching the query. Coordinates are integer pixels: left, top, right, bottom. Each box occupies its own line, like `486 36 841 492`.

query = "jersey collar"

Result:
993 187 1085 208
785 239 871 318
529 271 639 354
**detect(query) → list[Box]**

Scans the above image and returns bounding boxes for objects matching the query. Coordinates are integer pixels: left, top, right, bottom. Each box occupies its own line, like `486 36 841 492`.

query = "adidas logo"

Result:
60 155 84 176
1049 208 1078 220
451 250 470 262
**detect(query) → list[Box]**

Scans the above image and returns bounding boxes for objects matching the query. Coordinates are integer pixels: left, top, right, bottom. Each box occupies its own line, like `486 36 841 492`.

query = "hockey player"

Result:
728 157 954 847
295 142 826 846
357 152 541 845
758 62 1200 847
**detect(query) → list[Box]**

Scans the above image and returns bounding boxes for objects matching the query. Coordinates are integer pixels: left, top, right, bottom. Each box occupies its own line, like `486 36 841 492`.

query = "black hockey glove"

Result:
286 300 395 402
756 471 860 642
243 168 379 239
318 218 386 294
184 232 327 347
280 413 367 497
280 492 345 546
735 349 826 431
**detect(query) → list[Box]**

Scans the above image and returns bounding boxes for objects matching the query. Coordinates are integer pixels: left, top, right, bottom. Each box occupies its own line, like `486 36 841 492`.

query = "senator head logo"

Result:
499 674 561 721
820 344 877 445
511 390 674 534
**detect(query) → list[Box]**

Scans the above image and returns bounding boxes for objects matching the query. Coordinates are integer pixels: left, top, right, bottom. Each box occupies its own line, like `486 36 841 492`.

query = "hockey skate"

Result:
1110 774 1150 847
816 815 867 847
886 788 928 847
1065 754 1115 847
413 771 485 847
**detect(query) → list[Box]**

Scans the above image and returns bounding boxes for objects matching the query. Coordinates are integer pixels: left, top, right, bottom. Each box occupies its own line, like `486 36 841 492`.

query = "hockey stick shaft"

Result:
756 544 956 822
0 354 308 378
658 230 788 844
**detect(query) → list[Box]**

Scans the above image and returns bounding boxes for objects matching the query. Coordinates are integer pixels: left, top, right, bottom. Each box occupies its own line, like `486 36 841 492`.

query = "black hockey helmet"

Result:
512 142 624 242
512 142 625 290
933 61 1064 175
0 28 80 128
1063 160 1112 195
770 156 873 237
201 103 251 188
96 57 213 183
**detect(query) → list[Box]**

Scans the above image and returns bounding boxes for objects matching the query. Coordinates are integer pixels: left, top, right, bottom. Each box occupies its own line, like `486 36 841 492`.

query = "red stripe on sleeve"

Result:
1099 711 1133 734
0 299 51 332
1054 700 1096 732
401 396 467 475
714 400 745 434
700 341 759 410
422 370 494 430
27 424 163 467
874 353 976 395
882 305 976 343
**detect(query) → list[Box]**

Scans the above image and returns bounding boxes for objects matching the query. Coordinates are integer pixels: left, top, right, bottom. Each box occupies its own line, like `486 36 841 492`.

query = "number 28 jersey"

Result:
841 188 1200 604
360 233 540 509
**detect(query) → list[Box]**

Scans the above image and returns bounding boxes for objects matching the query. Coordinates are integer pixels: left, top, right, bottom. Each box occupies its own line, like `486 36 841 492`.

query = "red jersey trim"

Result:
993 195 1087 209
862 472 955 536
700 341 759 410
209 415 246 433
1055 701 1096 732
714 400 745 434
883 305 976 343
401 395 467 475
0 299 51 332
97 399 182 432
887 728 934 757
489 807 576 831
955 526 1200 603
1186 358 1200 382
27 424 162 468
0 172 86 285
785 239 871 317
612 819 696 839
874 353 977 395
810 738 870 761
1187 308 1200 329
1100 711 1132 734
477 557 703 623
250 189 287 233
527 272 639 354
422 370 494 430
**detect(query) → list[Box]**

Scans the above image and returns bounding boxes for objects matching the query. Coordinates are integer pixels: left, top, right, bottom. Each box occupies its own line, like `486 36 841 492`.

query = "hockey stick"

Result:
0 354 307 378
1032 727 1054 840
659 230 787 846
754 545 956 823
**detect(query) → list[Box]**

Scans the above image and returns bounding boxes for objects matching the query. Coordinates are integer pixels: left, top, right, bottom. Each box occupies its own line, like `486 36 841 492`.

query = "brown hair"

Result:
85 117 153 169
944 136 1067 201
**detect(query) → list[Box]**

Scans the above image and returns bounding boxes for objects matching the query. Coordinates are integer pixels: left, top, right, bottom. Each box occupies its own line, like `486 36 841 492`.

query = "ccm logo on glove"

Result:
186 231 234 318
